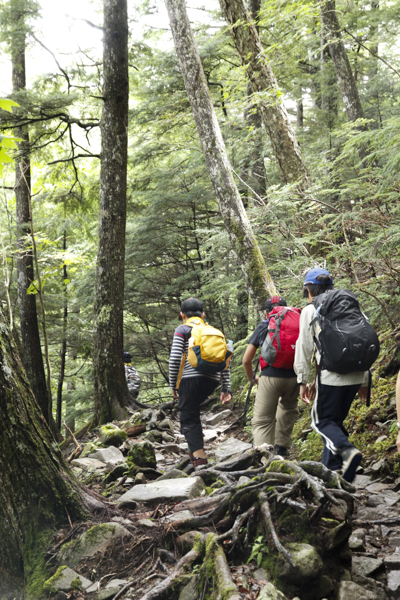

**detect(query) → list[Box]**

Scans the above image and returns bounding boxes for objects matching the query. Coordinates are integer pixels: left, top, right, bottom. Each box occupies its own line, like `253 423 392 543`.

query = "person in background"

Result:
294 267 368 482
396 371 400 454
169 298 231 469
124 351 141 400
242 296 299 456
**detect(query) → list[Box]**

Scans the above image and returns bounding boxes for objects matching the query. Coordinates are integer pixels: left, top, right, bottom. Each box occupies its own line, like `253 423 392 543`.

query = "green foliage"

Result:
247 535 269 566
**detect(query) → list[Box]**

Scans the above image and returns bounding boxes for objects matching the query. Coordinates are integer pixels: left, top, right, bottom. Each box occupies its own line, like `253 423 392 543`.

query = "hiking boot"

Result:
193 457 208 469
341 447 362 482
274 445 288 457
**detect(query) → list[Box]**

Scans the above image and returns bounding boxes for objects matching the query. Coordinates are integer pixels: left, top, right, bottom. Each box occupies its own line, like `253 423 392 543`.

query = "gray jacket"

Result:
294 302 368 387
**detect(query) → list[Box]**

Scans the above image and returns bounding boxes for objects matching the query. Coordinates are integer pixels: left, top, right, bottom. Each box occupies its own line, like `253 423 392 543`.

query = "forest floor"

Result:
48 392 400 600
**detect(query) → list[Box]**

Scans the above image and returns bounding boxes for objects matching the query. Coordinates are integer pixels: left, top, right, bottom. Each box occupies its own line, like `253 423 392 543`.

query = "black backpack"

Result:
311 289 380 374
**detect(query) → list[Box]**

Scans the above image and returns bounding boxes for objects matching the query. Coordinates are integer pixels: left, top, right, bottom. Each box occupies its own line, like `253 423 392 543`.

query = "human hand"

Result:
221 392 232 404
254 375 259 385
358 387 369 402
300 384 310 405
171 389 179 400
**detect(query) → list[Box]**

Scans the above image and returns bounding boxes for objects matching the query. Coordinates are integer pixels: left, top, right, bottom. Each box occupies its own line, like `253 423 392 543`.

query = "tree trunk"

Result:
11 0 50 424
57 230 68 430
165 0 276 312
0 309 84 598
321 0 365 125
93 0 130 424
218 0 310 189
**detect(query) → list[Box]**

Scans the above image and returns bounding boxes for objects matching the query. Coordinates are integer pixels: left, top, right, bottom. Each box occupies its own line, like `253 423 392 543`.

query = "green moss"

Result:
43 565 67 595
266 461 297 476
71 575 83 591
25 528 56 599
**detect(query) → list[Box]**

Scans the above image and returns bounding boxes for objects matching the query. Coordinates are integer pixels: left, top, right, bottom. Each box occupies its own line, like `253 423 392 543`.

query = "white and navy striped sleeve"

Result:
169 326 187 389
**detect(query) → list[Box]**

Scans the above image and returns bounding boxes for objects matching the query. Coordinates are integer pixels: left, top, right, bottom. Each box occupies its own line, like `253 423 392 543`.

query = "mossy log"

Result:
0 310 86 598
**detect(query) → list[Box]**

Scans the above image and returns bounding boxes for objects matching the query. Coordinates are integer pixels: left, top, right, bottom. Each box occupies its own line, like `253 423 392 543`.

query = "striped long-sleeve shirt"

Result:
169 323 231 392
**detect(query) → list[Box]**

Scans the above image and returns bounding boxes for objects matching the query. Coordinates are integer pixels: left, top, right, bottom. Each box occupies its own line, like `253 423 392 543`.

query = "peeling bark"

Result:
93 0 130 423
165 0 276 311
219 0 310 189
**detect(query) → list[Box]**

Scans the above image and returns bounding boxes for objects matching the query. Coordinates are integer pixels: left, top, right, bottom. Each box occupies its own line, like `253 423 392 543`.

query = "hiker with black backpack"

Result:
294 267 380 482
169 298 232 469
242 296 301 456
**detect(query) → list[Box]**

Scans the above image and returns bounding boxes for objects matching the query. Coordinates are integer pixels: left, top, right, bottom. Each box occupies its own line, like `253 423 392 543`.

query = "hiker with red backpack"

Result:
242 296 301 456
169 298 232 469
294 267 380 482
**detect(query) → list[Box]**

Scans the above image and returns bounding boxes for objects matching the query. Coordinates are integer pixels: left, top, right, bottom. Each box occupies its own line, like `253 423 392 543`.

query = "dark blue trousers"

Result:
311 382 360 470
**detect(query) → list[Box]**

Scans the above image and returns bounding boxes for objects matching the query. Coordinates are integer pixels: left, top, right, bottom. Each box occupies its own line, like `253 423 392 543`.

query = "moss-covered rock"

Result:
80 441 100 458
98 424 127 446
277 543 323 584
128 441 157 469
258 582 289 600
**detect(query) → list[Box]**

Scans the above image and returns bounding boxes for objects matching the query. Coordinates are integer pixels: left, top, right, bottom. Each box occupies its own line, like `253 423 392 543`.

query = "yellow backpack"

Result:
176 317 233 388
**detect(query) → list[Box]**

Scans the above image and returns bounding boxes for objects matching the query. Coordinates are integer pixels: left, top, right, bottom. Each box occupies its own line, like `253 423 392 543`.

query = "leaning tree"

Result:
0 310 85 598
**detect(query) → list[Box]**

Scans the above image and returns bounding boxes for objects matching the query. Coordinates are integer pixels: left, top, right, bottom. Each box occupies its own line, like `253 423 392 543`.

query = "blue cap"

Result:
304 268 334 285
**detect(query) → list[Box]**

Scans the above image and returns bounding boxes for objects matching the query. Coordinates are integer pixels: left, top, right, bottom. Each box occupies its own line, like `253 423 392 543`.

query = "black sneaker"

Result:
341 447 362 482
274 445 288 457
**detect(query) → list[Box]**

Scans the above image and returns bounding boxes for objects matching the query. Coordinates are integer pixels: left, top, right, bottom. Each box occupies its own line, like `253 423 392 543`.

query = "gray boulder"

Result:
179 575 199 600
214 438 252 462
156 469 189 481
88 445 125 467
278 543 323 584
57 523 131 568
352 556 384 577
71 458 106 471
205 410 232 426
116 477 205 506
44 566 92 593
338 580 379 600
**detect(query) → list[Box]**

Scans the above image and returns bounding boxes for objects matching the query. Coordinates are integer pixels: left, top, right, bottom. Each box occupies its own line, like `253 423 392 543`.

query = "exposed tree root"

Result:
138 550 199 600
260 492 296 567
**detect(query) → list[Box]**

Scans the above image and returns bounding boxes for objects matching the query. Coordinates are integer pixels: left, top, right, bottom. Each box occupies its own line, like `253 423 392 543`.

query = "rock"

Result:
214 438 253 462
137 519 157 528
349 529 366 551
71 458 107 471
106 579 128 589
253 568 268 581
116 477 206 506
329 498 348 521
162 510 194 523
178 575 199 600
130 409 152 424
57 523 132 568
156 469 189 481
86 582 99 593
155 453 165 462
176 531 202 553
204 410 232 426
366 482 391 493
128 441 157 469
353 475 372 489
258 581 289 600
357 505 400 521
203 429 218 442
80 442 99 458
98 424 128 446
135 472 147 484
381 526 391 538
384 554 400 568
159 418 174 430
238 476 251 486
44 566 92 592
98 587 122 600
352 556 383 577
387 570 400 591
338 581 378 600
111 516 132 525
370 459 387 474
162 443 183 454
144 430 163 442
352 574 390 600
278 543 323 584
88 446 125 467
315 575 334 597
388 537 400 548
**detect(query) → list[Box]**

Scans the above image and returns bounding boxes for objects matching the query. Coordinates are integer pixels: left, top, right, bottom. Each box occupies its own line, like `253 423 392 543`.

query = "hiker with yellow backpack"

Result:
169 298 233 469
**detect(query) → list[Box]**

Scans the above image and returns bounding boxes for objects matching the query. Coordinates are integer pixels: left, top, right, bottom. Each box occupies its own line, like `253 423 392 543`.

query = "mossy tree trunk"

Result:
165 0 276 313
218 0 310 190
93 0 130 424
11 0 50 425
0 310 84 598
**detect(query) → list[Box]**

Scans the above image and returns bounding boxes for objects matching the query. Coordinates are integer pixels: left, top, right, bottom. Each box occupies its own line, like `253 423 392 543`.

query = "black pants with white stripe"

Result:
311 382 361 471
178 376 219 453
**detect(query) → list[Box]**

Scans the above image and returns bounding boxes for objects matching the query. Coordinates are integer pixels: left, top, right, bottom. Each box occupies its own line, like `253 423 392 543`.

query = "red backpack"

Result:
260 306 301 370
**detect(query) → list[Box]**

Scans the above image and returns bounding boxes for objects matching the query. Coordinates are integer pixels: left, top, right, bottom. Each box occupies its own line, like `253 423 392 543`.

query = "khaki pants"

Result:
251 376 299 448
